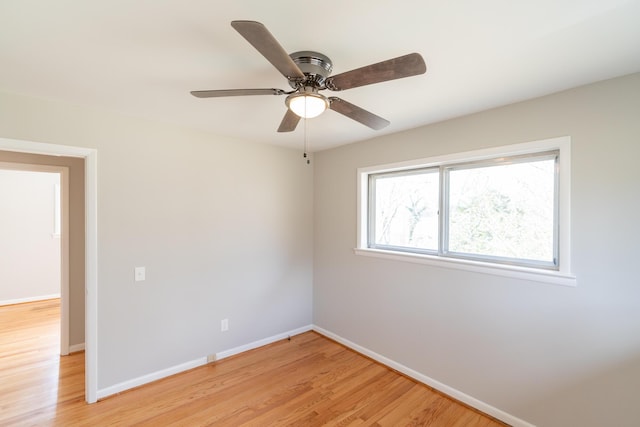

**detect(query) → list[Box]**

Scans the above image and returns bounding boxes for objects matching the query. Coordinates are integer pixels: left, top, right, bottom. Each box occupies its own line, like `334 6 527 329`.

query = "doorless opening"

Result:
0 138 98 403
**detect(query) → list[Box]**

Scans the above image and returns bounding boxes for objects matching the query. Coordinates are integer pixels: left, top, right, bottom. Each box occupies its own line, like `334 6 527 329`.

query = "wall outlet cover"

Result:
134 267 146 282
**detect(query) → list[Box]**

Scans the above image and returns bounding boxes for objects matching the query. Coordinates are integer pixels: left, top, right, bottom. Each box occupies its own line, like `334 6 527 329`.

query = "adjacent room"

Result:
1 1 639 426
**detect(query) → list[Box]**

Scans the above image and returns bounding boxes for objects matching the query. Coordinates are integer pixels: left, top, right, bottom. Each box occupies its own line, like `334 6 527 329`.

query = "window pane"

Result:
372 170 439 251
447 157 556 263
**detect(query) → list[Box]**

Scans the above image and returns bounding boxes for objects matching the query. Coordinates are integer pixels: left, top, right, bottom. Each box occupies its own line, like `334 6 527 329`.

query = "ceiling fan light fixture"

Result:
286 91 329 118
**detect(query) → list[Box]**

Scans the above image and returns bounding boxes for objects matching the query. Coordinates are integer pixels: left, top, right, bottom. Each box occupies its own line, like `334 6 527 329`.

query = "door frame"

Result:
0 162 70 354
0 137 98 403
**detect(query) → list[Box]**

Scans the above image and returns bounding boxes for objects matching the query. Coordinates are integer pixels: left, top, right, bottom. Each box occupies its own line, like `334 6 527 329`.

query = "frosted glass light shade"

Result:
287 93 329 118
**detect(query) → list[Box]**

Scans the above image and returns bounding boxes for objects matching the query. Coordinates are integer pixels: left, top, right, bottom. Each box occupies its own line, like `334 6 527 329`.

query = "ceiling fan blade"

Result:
325 53 426 91
190 88 286 98
277 109 301 132
231 20 304 80
328 97 390 130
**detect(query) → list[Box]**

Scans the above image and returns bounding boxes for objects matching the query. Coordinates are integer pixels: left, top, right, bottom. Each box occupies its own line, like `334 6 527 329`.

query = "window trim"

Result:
355 136 576 287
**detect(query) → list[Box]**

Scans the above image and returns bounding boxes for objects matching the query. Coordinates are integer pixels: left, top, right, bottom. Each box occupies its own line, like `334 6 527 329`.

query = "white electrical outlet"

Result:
221 318 229 332
134 267 146 282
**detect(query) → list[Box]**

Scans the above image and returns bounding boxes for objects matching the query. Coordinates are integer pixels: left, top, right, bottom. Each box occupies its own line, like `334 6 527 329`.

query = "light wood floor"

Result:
1 300 506 426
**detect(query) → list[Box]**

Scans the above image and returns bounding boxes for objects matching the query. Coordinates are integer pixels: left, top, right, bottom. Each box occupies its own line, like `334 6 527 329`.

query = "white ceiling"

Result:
1 1 639 151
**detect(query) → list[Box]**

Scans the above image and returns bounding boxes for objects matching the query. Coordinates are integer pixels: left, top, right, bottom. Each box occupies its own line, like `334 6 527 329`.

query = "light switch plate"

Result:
134 267 146 282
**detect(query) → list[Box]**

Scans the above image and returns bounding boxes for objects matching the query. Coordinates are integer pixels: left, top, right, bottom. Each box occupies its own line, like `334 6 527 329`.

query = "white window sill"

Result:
353 248 577 287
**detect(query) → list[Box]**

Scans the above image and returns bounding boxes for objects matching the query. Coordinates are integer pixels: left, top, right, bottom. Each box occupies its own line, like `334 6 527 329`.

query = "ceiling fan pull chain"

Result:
303 116 310 165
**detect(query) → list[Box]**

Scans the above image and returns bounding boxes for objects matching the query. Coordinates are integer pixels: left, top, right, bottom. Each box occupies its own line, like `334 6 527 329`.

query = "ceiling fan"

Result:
191 20 427 133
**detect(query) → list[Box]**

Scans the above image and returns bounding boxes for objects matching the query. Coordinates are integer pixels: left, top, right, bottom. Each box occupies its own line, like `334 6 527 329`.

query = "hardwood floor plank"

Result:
1 300 507 426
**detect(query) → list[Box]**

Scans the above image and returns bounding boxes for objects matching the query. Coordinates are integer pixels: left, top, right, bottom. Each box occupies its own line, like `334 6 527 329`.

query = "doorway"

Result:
0 165 69 353
0 138 97 403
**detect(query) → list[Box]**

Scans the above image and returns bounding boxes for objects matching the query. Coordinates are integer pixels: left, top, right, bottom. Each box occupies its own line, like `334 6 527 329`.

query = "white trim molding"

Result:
97 357 208 400
0 294 61 307
215 325 312 361
354 247 576 287
313 325 536 427
69 343 86 353
96 325 313 401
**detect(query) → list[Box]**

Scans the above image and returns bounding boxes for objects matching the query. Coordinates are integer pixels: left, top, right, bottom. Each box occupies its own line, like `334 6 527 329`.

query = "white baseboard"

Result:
94 324 530 425
97 357 207 400
312 325 535 427
96 324 313 401
0 294 60 306
216 324 313 361
69 343 85 353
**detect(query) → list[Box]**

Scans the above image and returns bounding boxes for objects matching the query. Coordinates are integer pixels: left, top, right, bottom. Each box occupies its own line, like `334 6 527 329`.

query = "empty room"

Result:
1 1 639 426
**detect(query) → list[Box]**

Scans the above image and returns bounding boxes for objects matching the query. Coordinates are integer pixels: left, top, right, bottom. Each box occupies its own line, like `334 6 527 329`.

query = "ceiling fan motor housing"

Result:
288 51 333 89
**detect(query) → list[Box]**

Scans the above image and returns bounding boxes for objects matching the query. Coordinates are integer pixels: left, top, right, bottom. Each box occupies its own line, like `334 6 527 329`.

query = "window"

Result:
370 168 439 252
357 137 575 286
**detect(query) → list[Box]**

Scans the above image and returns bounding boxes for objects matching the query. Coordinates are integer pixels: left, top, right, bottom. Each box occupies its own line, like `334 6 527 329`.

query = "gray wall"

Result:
0 169 60 303
313 72 640 427
0 91 313 390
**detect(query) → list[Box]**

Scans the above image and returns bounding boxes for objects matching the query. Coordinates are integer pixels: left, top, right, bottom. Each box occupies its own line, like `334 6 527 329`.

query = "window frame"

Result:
355 136 576 287
441 151 559 269
368 166 440 255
